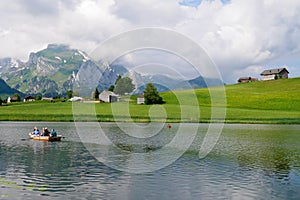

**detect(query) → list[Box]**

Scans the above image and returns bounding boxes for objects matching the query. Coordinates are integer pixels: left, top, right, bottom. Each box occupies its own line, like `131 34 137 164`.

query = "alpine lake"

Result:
0 122 299 200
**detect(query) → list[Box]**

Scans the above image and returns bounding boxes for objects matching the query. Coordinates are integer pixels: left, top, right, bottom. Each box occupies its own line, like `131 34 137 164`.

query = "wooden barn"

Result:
237 77 258 83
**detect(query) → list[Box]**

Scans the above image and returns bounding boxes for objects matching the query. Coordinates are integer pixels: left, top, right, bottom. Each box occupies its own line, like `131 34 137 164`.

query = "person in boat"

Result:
44 127 50 136
33 127 40 135
50 129 57 137
41 127 50 136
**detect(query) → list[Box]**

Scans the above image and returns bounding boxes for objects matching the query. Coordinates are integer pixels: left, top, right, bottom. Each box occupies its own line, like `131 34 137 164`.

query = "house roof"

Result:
100 90 118 96
24 96 35 99
238 77 252 80
9 96 19 100
260 68 289 75
238 77 257 80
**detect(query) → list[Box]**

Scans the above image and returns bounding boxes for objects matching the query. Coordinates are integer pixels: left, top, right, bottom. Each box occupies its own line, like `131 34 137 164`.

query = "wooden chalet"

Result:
260 68 289 80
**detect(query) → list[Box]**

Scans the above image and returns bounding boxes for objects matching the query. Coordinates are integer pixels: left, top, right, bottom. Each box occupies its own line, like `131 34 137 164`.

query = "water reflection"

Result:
230 128 296 180
0 122 299 199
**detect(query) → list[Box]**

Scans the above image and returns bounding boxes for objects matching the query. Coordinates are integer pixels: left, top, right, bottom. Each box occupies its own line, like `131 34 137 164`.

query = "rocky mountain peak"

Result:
28 52 38 66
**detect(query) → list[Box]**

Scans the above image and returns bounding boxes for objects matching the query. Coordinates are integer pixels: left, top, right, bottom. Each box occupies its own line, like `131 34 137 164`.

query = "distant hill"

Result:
0 78 23 98
172 76 224 90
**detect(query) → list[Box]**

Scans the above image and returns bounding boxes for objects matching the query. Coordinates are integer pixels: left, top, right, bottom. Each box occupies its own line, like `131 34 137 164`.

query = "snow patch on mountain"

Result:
55 56 61 60
77 50 90 61
10 59 19 68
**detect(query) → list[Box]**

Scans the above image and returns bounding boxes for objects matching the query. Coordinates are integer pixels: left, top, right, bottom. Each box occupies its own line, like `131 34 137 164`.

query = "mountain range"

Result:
0 44 223 98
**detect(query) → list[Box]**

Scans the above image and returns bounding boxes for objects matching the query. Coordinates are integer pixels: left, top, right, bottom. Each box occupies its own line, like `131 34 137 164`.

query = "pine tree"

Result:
67 90 73 99
108 85 115 92
94 88 100 100
115 75 122 85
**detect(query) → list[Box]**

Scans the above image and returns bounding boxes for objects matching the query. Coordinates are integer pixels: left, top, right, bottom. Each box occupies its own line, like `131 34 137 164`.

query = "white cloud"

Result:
175 0 300 82
112 0 187 26
233 65 263 81
0 0 299 82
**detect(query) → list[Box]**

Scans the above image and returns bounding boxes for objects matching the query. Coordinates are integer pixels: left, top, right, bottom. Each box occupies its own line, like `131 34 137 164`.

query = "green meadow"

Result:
0 77 299 124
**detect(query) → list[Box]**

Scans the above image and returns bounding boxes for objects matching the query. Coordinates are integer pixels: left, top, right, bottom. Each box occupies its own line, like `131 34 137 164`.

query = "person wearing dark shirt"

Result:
43 127 50 136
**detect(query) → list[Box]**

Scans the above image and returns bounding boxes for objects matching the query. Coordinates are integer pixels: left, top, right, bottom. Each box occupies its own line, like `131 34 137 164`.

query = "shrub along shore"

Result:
0 77 299 124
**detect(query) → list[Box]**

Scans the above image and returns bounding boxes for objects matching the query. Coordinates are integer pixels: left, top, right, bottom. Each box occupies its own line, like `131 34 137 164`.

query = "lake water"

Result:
0 122 299 199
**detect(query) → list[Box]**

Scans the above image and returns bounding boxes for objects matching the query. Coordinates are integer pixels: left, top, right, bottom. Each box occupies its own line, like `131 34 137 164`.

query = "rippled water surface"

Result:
0 122 299 199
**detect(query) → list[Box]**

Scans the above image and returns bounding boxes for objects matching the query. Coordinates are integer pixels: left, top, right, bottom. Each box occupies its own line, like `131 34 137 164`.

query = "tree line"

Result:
94 76 164 105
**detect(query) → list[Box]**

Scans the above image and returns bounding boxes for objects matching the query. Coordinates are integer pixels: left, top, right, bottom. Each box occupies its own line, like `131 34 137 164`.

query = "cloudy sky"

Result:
0 0 299 83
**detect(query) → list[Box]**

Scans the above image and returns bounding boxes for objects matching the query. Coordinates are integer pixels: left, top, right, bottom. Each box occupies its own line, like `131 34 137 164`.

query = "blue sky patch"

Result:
179 0 202 8
179 0 230 8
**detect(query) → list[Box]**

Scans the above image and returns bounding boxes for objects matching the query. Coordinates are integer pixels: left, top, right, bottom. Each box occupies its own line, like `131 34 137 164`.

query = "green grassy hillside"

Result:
225 77 300 111
160 77 300 123
0 77 299 124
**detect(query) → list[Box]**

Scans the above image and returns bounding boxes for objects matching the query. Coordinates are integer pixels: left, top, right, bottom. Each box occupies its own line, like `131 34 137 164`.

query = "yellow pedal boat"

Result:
29 133 62 141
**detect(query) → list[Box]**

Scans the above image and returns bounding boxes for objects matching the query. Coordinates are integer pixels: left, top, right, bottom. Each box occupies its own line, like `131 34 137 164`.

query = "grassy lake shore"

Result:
1 78 299 124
